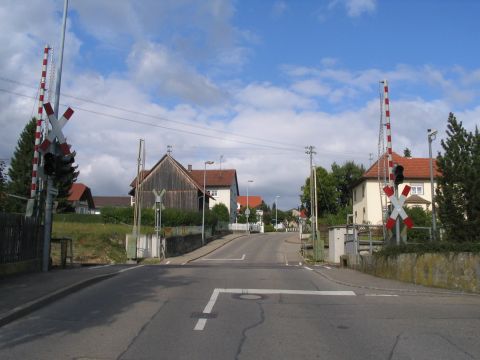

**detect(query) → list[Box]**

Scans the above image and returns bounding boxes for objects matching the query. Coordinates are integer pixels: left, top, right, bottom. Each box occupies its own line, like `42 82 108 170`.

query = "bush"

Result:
264 224 275 232
100 206 220 227
211 203 230 222
404 207 432 243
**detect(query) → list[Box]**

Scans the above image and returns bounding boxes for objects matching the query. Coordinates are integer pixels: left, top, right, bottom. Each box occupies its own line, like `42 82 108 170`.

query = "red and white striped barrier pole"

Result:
30 45 50 199
382 79 394 186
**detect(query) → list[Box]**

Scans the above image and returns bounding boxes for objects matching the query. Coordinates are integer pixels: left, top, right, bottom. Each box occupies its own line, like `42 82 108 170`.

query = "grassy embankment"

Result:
51 214 153 265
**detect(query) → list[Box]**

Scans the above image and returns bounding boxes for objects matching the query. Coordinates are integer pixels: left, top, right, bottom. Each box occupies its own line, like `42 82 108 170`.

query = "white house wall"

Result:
207 185 238 223
353 179 437 225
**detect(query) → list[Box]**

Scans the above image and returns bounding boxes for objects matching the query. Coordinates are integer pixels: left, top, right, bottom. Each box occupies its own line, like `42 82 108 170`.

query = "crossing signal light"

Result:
394 165 404 185
55 151 76 182
43 152 56 176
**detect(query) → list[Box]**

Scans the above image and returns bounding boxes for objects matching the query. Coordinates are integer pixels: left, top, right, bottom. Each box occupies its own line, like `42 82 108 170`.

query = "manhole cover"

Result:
238 294 262 300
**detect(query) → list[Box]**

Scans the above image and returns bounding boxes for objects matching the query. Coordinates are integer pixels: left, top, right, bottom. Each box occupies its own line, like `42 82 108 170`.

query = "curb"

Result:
184 234 247 264
0 272 118 328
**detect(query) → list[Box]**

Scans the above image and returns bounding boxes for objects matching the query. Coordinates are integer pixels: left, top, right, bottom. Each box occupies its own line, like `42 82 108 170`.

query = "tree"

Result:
403 148 412 157
6 118 36 213
436 113 480 242
405 207 431 242
331 161 364 209
211 203 230 222
0 159 7 211
54 155 79 213
301 166 338 217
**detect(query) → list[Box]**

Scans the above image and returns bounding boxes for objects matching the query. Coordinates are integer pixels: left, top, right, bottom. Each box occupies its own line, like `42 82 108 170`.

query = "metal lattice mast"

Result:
30 45 50 200
381 80 394 186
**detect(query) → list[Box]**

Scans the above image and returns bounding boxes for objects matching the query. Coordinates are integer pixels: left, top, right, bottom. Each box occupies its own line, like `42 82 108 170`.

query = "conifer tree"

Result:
436 113 479 242
0 159 7 211
6 118 36 213
464 126 480 240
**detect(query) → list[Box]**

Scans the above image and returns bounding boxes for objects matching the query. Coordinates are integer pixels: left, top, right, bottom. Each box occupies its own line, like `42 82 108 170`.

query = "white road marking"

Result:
365 294 399 297
88 264 112 270
166 261 171 265
324 265 332 269
304 266 313 271
118 265 144 273
202 254 246 261
193 288 356 331
194 318 207 331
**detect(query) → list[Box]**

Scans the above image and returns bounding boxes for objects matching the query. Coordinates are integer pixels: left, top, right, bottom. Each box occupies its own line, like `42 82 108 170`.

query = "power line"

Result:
0 87 304 153
0 76 302 150
0 86 371 159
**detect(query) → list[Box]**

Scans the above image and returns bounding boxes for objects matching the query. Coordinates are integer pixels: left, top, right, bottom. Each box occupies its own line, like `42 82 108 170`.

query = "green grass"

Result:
52 221 154 264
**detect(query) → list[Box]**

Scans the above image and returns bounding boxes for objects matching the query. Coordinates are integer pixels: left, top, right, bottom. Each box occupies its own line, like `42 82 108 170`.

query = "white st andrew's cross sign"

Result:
383 185 414 230
39 102 74 155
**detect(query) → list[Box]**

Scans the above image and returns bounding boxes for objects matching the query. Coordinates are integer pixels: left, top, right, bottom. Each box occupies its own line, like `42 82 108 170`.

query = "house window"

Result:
208 190 218 197
353 189 357 202
362 184 365 198
410 183 423 195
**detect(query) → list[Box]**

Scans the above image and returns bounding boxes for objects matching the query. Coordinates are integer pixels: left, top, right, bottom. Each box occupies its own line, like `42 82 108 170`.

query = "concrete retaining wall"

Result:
341 252 480 293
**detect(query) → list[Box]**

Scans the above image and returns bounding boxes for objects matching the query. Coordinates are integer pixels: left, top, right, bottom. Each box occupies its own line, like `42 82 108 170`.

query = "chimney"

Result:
188 164 192 171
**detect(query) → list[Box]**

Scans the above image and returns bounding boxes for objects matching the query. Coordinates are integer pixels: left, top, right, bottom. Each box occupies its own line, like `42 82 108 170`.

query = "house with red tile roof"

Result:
188 167 239 223
129 154 239 222
68 183 95 214
236 195 263 209
352 152 440 225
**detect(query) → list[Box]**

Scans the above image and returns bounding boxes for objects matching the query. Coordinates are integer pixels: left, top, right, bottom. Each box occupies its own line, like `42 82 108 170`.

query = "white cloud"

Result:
272 1 288 18
291 80 331 97
235 83 315 110
344 0 377 17
127 42 226 105
327 0 376 17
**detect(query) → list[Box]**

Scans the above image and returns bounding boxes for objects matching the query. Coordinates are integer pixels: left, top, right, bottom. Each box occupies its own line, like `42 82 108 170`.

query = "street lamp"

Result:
428 129 438 241
246 180 253 233
202 160 214 246
275 195 280 231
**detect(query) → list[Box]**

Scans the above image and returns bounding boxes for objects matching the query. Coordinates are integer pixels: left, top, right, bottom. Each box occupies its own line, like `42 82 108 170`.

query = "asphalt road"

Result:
1 232 480 359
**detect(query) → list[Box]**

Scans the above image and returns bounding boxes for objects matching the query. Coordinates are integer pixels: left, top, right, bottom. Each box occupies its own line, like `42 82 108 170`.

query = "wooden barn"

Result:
129 154 211 212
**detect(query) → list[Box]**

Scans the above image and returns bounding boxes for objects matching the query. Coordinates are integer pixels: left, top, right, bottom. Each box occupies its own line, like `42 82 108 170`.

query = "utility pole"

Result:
305 145 316 259
42 0 68 272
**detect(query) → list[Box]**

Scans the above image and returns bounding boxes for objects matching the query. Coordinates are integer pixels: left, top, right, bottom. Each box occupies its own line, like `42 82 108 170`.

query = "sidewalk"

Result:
161 233 246 265
0 232 246 328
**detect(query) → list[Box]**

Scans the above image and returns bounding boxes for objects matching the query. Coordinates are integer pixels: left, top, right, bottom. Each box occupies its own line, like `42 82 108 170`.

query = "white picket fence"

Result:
228 223 263 233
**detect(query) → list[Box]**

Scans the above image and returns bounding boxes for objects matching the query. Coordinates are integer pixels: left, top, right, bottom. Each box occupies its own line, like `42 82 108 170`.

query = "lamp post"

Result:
202 160 214 246
275 196 280 231
428 129 438 241
246 180 253 233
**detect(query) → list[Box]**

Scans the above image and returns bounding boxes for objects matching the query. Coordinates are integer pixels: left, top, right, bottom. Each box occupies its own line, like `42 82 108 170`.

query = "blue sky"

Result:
0 0 479 209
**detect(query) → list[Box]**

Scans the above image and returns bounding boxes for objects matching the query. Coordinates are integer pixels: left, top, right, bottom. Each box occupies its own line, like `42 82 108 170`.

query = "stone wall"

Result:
341 252 480 293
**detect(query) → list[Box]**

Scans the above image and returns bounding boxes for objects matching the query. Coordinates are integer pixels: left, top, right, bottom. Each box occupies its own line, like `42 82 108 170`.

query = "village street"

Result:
1 233 480 360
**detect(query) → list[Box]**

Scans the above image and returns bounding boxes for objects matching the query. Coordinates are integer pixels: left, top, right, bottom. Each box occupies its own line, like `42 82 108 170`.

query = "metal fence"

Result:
0 213 43 264
344 224 437 256
345 224 385 255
